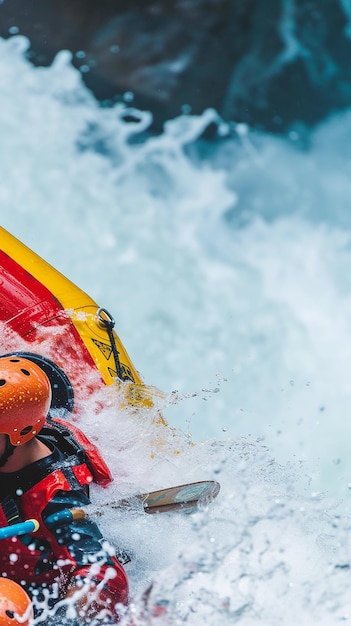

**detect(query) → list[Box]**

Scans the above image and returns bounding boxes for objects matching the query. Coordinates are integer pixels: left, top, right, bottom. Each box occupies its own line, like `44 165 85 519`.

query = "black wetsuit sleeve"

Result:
42 488 116 569
41 487 129 613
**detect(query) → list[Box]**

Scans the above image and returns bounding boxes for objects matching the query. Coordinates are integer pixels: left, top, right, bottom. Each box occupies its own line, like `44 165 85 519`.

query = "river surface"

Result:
1 35 351 624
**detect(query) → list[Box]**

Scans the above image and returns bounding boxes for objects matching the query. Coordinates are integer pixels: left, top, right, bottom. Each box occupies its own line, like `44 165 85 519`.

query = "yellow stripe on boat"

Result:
0 226 166 419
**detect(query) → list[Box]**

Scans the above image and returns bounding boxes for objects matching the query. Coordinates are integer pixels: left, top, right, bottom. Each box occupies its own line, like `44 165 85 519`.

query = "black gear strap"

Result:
0 436 15 468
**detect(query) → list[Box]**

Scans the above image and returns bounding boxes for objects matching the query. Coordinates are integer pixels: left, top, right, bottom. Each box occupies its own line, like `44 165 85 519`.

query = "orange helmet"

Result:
0 577 33 626
0 357 52 446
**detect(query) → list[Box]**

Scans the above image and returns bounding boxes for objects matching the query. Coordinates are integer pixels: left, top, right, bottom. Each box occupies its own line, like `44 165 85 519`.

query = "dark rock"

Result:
1 0 351 134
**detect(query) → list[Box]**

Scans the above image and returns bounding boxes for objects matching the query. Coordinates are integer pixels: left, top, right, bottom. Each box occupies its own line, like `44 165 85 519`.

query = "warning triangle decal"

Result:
107 366 117 377
91 338 113 360
107 365 135 382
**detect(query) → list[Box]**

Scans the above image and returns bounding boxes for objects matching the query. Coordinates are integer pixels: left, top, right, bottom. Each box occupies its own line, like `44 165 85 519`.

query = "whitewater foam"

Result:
1 35 351 623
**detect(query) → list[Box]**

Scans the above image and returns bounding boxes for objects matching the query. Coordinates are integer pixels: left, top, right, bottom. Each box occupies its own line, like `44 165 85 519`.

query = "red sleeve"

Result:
70 557 129 619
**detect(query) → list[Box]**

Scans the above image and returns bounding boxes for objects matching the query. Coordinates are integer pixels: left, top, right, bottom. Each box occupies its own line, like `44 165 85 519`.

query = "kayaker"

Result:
0 355 129 624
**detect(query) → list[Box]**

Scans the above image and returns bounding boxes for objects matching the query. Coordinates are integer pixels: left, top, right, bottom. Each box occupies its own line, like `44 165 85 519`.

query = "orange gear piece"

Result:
0 357 52 446
0 577 33 626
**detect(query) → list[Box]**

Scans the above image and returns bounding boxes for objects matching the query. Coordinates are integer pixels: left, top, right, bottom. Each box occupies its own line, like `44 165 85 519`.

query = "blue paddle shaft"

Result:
0 509 85 540
0 519 39 540
45 509 75 526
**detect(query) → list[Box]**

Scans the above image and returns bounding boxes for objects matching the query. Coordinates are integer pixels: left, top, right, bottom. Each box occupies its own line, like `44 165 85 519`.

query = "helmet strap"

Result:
0 435 15 467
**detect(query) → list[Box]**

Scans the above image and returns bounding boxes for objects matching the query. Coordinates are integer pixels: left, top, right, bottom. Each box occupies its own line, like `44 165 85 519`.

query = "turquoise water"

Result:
2 36 351 623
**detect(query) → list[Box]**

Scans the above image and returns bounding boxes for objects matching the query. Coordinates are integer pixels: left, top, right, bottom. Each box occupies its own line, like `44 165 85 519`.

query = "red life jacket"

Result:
0 418 113 587
0 462 93 586
45 416 113 487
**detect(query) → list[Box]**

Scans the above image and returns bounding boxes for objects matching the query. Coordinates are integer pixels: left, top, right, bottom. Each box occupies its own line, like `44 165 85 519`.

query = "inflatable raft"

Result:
0 226 164 420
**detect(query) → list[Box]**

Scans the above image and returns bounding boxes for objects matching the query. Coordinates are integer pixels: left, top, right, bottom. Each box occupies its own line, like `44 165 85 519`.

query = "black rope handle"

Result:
96 308 124 380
